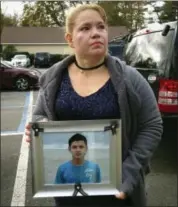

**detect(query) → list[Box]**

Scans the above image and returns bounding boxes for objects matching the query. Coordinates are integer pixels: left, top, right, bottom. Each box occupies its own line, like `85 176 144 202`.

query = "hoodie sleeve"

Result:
120 66 163 196
32 87 49 122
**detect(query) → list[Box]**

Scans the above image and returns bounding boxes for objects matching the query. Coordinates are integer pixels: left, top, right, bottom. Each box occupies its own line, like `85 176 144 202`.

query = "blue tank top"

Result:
55 70 120 120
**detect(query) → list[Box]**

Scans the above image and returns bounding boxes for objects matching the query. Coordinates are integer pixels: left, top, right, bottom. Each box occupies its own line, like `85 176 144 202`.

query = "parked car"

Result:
0 60 40 91
34 52 51 68
3 60 14 67
121 21 178 119
11 54 31 67
108 40 126 60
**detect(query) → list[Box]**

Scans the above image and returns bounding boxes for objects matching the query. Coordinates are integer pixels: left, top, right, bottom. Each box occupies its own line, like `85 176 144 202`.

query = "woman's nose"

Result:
91 28 100 38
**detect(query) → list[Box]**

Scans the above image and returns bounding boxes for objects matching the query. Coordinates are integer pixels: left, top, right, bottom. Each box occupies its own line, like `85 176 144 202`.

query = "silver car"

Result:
11 54 31 67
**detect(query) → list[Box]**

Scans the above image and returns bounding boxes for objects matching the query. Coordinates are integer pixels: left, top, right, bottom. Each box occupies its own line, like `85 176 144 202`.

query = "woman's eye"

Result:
81 27 89 31
99 25 105 29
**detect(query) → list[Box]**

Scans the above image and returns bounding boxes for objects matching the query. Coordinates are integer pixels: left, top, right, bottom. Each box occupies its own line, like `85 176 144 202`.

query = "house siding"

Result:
2 44 73 55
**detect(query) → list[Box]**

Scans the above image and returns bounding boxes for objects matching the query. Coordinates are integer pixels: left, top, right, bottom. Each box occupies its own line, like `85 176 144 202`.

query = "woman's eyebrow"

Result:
79 21 104 27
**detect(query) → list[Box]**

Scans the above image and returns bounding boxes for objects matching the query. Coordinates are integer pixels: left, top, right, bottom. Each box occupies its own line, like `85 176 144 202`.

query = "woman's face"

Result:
68 9 108 58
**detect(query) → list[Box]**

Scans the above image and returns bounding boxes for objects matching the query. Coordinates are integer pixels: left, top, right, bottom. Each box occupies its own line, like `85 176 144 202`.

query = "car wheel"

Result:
15 76 30 91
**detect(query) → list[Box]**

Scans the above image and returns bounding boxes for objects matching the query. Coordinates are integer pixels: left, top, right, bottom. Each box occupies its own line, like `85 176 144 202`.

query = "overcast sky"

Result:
1 1 165 23
1 1 25 16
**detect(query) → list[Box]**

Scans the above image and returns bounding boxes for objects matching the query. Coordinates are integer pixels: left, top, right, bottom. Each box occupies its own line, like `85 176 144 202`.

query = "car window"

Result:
124 29 175 70
35 53 49 58
14 55 26 59
108 42 125 60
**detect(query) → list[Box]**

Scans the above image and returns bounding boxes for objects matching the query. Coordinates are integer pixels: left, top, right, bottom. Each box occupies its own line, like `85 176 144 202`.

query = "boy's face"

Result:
69 141 87 160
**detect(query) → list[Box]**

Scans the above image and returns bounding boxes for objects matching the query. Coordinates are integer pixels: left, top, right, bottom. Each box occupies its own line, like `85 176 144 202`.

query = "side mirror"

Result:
162 25 170 36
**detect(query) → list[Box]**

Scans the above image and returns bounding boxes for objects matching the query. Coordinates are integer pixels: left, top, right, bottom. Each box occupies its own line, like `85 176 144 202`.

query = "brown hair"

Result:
65 3 107 34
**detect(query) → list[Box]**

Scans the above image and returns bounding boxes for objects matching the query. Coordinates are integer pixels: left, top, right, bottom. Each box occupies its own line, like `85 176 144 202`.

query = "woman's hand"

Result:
25 119 48 143
25 123 31 143
115 192 127 199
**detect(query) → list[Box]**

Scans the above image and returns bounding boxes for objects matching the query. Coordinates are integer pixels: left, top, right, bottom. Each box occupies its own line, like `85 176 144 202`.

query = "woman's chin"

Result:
88 50 106 58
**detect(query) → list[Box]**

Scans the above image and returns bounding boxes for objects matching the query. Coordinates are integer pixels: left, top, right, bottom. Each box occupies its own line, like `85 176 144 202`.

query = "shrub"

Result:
2 45 17 60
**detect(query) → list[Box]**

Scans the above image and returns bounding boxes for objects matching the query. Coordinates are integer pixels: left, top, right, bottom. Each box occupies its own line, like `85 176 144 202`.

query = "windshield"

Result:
14 55 26 60
108 41 125 60
124 30 175 70
36 53 49 57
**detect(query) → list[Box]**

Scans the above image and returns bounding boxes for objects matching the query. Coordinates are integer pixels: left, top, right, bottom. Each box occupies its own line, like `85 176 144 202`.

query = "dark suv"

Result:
123 21 178 119
108 39 125 60
34 52 51 68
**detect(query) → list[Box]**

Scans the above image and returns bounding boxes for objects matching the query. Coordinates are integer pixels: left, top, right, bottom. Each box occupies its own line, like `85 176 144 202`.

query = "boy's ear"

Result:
65 33 74 48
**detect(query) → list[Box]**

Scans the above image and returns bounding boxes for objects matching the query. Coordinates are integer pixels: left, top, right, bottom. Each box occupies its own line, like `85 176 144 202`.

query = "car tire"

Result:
14 76 30 91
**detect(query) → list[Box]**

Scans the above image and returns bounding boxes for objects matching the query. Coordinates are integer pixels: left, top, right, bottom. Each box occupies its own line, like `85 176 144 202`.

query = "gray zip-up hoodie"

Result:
33 54 163 207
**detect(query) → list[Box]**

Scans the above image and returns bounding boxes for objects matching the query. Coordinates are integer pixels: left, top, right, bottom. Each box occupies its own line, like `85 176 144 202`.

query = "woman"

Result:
26 3 163 207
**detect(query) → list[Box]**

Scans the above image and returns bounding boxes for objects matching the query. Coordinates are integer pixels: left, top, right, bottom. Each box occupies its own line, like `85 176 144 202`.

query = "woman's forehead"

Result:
75 10 104 24
77 20 104 26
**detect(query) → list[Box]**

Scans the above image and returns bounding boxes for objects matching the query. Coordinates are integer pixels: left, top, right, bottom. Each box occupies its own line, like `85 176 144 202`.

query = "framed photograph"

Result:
30 119 122 198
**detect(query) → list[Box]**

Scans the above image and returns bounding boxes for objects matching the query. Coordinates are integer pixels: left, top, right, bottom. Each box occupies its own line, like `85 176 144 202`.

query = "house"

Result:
1 26 128 55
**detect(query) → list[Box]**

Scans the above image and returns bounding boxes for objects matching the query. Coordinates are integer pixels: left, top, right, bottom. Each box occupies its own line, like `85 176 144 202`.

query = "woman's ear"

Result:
65 33 74 48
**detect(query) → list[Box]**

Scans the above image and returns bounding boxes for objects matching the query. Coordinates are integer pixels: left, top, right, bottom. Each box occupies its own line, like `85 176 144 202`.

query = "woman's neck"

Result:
75 55 105 69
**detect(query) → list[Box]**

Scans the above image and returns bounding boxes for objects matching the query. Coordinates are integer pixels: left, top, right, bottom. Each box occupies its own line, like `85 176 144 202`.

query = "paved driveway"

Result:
1 90 177 206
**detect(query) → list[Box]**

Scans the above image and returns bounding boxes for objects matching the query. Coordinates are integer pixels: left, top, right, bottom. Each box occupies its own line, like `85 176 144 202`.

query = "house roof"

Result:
1 26 128 44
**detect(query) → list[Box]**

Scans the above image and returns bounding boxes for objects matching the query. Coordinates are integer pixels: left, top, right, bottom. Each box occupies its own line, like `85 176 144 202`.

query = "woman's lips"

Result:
90 42 103 46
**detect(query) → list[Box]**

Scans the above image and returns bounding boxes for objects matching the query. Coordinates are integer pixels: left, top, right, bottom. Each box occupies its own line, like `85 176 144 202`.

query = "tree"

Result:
97 2 126 26
159 1 178 22
98 1 146 30
19 1 146 30
146 1 178 23
2 45 17 60
20 1 66 26
0 9 19 35
20 1 86 27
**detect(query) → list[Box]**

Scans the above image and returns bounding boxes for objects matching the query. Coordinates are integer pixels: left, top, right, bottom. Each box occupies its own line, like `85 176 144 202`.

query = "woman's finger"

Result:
26 136 31 143
25 123 31 129
25 130 31 136
115 192 127 199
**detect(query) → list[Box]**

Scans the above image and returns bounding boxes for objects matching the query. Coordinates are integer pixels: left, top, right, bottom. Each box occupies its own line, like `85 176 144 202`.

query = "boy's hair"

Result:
68 133 87 147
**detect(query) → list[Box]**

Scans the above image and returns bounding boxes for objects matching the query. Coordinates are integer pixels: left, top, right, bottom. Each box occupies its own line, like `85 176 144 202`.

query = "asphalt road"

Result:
1 89 177 207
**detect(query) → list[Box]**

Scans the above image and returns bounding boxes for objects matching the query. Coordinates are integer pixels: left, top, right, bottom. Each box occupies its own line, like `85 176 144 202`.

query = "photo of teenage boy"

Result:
54 133 101 184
